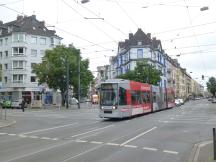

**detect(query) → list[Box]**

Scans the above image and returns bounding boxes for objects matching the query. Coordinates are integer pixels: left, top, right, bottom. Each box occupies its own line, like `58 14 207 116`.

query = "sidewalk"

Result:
0 118 16 128
188 141 216 162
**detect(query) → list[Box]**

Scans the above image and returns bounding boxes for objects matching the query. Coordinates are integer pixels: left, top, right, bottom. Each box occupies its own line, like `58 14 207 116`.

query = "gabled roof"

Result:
118 28 162 52
0 15 62 39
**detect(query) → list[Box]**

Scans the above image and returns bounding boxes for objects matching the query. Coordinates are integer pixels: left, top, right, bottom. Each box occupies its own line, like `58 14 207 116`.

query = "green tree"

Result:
207 77 216 97
32 45 94 105
118 59 161 85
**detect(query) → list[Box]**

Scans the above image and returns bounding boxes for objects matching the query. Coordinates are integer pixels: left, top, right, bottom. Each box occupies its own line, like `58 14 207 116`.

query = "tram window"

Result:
142 92 150 103
131 91 137 105
119 87 127 105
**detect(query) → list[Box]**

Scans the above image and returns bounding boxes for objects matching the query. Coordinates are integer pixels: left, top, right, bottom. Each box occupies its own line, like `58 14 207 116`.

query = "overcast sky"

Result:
1 0 216 86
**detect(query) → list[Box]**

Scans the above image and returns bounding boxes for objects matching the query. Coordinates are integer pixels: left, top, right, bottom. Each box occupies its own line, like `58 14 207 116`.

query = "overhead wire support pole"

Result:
66 58 69 109
78 51 81 109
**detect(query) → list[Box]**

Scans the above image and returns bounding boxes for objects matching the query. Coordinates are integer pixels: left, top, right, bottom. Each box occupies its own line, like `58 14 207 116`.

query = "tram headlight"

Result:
100 106 104 110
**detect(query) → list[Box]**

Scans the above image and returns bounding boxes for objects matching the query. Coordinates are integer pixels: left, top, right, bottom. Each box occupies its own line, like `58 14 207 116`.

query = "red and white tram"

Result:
99 79 175 118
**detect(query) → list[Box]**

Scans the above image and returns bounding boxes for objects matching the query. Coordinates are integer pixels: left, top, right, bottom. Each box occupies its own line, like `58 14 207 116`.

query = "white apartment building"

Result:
0 15 62 102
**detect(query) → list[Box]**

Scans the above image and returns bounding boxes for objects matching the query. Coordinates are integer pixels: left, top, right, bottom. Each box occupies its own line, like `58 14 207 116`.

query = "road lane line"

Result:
123 145 138 148
106 143 120 146
41 137 51 140
28 136 39 139
75 139 87 143
52 138 59 141
0 133 7 135
8 134 16 136
21 122 78 135
143 147 158 151
163 150 179 155
70 125 114 138
19 135 27 138
120 127 157 146
90 141 103 144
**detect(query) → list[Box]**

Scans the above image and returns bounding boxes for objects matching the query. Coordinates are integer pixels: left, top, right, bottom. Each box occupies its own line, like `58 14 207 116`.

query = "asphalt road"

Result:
0 100 215 162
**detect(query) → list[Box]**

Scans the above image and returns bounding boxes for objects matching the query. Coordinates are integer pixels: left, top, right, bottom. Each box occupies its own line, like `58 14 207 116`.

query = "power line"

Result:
114 0 139 28
72 0 128 37
0 4 113 51
164 43 216 51
62 0 118 43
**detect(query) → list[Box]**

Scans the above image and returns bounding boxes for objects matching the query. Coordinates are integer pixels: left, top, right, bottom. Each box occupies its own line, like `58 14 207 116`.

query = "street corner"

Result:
0 119 16 128
188 140 215 162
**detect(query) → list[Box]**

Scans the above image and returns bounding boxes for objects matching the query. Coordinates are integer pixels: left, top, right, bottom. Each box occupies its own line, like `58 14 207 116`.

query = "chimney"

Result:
40 21 45 27
147 33 151 39
17 15 23 21
32 15 36 20
129 33 133 40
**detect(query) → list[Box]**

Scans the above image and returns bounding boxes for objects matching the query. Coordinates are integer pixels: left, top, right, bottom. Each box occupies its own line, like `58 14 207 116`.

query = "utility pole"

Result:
78 51 81 109
66 58 69 109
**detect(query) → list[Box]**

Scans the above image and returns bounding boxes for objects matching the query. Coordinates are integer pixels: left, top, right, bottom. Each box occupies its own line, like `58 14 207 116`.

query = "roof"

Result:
118 28 162 52
0 15 62 39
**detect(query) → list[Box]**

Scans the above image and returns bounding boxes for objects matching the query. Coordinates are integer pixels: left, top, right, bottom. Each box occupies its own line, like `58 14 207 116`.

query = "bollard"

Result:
213 128 216 160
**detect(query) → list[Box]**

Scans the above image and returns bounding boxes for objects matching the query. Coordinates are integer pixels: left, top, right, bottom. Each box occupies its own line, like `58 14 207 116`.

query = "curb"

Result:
187 140 213 162
0 119 16 128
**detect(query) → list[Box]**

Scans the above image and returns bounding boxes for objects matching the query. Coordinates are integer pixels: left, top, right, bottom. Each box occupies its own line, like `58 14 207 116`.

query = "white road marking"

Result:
90 141 103 144
19 134 27 138
143 147 158 151
123 145 138 148
75 139 87 143
0 133 7 135
21 122 78 135
120 127 157 146
28 136 39 139
106 143 120 146
41 137 51 140
70 125 114 138
8 134 16 136
163 150 179 155
52 138 59 141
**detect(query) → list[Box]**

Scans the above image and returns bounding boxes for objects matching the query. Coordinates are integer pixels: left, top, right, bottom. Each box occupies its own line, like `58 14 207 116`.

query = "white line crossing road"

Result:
0 132 179 155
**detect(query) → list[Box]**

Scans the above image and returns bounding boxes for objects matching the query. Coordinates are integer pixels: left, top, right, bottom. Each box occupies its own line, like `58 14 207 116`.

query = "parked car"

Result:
178 99 184 105
2 100 12 108
175 99 181 106
11 100 22 109
208 98 214 101
212 99 216 103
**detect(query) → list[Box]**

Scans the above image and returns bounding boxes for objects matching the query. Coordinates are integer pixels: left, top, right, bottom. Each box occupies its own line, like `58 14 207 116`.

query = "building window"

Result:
31 49 37 56
13 47 24 56
31 76 36 82
31 36 37 44
51 38 54 45
4 64 8 70
13 33 25 42
0 64 2 70
5 38 8 45
137 49 143 59
4 76 7 83
40 50 45 56
0 39 2 46
40 38 46 45
5 51 8 57
13 61 24 69
13 74 23 83
138 41 142 46
0 52 2 59
31 63 36 69
8 26 13 33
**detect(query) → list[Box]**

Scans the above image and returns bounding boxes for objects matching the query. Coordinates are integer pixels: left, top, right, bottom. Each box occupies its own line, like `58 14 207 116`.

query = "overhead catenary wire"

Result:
72 0 128 37
62 0 118 43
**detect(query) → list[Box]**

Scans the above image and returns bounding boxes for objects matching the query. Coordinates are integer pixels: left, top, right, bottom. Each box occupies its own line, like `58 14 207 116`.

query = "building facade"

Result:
112 28 167 87
0 15 62 102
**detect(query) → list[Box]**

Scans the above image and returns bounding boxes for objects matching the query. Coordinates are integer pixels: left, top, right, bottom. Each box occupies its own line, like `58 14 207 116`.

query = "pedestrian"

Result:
21 98 25 112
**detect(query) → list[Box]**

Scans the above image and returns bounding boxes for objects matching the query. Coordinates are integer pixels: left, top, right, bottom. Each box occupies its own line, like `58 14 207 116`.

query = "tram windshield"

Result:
100 83 118 106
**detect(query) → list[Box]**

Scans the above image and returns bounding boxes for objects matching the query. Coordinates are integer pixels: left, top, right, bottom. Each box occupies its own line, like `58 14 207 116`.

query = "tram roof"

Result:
101 79 130 84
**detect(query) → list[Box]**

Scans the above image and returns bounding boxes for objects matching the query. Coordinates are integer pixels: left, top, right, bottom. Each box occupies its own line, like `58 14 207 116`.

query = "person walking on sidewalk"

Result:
21 98 25 112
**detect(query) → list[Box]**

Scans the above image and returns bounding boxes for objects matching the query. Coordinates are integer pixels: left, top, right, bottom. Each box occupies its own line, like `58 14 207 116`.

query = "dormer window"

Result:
8 26 13 33
138 41 142 46
33 26 36 30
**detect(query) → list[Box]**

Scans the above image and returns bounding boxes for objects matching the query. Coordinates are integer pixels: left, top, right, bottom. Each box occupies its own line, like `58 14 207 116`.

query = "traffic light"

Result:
202 75 204 80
